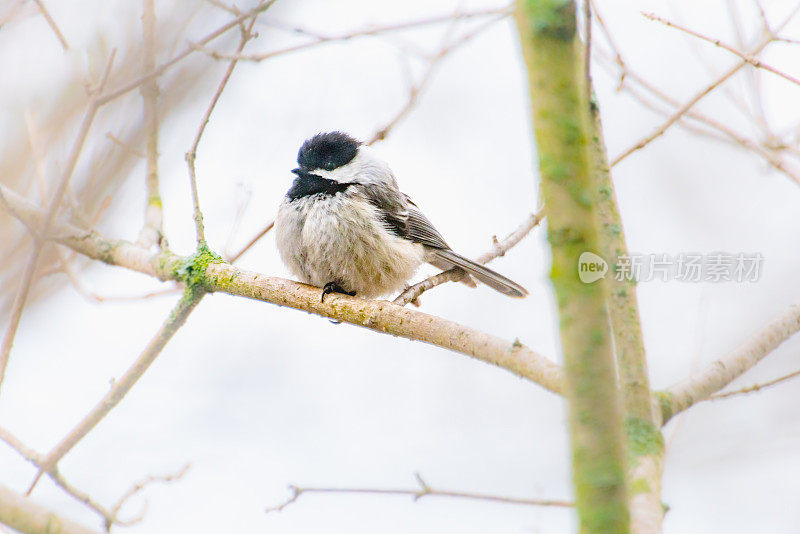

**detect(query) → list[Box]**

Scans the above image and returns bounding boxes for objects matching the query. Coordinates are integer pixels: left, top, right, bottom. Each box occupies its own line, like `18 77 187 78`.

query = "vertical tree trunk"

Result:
588 95 665 533
514 2 629 532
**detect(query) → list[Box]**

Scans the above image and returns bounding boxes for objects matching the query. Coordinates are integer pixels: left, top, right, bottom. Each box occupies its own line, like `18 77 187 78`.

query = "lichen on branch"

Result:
0 182 563 394
515 0 629 531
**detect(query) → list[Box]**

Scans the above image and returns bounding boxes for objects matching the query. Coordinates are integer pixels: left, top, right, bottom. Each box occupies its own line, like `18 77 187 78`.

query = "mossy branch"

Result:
514 1 628 532
0 183 563 394
588 91 664 532
587 99 653 422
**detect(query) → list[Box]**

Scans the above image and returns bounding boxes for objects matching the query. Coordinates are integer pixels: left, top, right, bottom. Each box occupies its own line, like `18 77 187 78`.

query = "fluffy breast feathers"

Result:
275 188 425 298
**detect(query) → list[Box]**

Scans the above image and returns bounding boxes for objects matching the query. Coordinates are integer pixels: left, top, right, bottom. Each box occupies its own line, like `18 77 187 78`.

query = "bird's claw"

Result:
321 282 355 303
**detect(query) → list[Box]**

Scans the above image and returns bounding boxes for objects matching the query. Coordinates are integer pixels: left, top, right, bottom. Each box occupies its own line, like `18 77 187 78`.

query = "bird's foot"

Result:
321 282 356 303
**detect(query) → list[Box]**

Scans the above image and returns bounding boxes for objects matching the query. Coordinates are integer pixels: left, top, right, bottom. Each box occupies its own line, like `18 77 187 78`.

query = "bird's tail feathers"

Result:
430 249 528 298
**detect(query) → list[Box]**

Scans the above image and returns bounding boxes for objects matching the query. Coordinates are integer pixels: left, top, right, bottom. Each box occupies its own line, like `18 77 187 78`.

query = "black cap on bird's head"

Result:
295 131 361 173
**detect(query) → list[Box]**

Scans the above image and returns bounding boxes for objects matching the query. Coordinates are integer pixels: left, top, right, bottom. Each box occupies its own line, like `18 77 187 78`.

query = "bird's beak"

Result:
291 168 302 175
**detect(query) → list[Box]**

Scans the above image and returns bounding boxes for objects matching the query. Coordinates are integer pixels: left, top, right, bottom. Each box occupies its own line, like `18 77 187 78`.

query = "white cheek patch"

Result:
307 168 340 182
310 147 394 185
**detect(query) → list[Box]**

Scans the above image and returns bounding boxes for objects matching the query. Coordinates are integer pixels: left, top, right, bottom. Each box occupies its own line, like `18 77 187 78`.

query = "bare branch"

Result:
106 464 191 530
96 1 274 106
593 33 800 186
105 132 145 157
394 209 544 306
643 12 800 88
226 219 274 263
0 427 116 524
0 49 116 396
611 55 754 167
0 426 187 529
0 183 563 395
662 301 800 422
194 4 514 63
85 286 181 303
367 11 510 144
0 427 42 466
32 0 68 51
590 0 626 90
26 110 103 301
266 472 571 513
709 367 800 401
203 0 239 16
0 483 101 534
136 0 163 249
26 290 203 494
611 5 800 166
185 2 267 248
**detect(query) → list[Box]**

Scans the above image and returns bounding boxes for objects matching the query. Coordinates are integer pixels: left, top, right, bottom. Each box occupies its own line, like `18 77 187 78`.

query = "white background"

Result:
1 0 800 532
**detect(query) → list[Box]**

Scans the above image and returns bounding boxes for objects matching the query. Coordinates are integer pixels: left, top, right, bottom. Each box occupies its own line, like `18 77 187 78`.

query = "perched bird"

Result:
275 131 528 301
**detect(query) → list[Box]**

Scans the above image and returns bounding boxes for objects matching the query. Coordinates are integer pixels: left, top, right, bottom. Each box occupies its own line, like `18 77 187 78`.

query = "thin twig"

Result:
611 5 800 166
204 0 239 15
96 2 274 106
611 56 753 166
226 219 274 263
185 2 267 248
32 0 68 50
594 51 800 186
263 4 513 39
726 0 772 137
24 107 92 228
136 0 164 249
367 10 511 144
709 368 800 400
590 0 626 90
194 3 514 63
0 426 117 524
595 7 800 185
0 49 116 397
105 464 191 530
394 209 545 306
87 286 181 302
26 110 105 302
666 2 759 130
643 12 800 88
266 472 571 513
0 1 27 29
26 290 204 495
105 132 145 157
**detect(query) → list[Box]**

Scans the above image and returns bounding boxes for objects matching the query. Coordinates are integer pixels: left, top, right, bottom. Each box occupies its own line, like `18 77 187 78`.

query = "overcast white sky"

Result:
2 1 800 533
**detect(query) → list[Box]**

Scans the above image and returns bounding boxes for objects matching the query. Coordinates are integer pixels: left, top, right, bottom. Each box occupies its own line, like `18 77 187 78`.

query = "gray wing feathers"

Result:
360 185 527 298
405 203 450 249
405 202 527 297
430 249 528 298
360 183 410 237
361 187 450 249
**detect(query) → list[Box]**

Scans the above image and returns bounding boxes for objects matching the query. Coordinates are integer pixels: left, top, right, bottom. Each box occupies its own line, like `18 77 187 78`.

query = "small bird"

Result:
275 131 528 301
